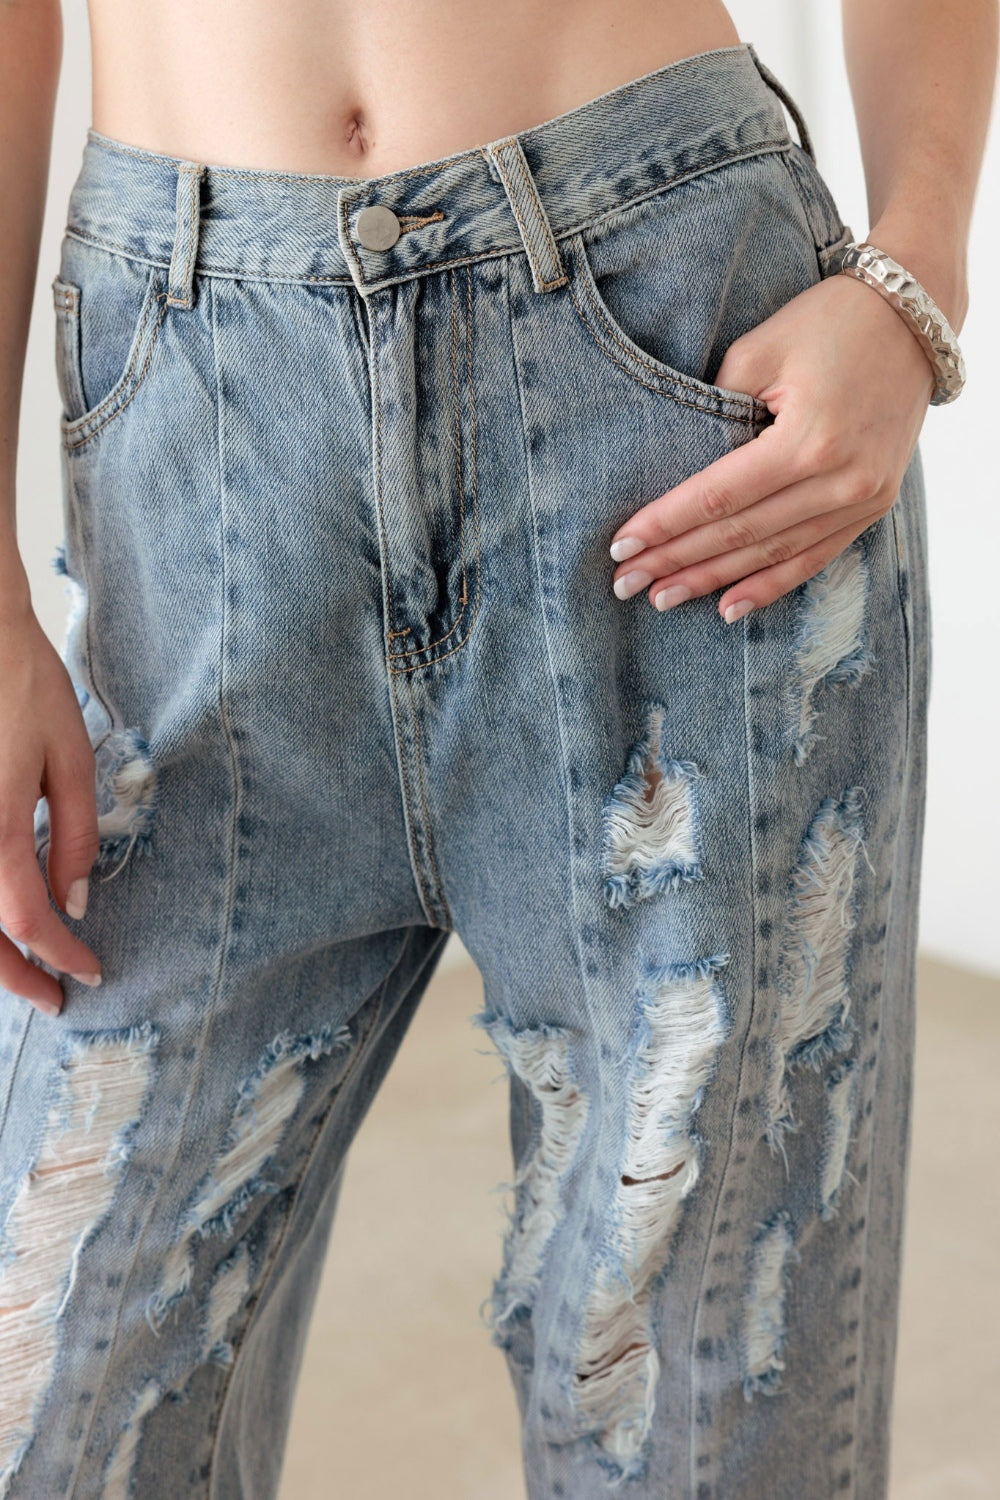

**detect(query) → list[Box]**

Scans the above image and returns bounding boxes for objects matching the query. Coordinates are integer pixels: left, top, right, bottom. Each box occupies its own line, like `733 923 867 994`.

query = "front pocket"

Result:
563 230 772 427
52 243 171 450
560 151 831 428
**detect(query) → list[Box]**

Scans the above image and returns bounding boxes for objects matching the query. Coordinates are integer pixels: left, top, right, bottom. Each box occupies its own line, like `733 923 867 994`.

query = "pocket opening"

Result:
562 226 772 428
53 246 171 450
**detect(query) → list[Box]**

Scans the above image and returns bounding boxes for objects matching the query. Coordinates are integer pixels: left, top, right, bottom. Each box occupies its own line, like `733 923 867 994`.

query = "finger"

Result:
643 511 876 613
609 420 818 558
43 733 99 920
0 931 65 1014
714 519 874 618
0 838 103 985
613 464 872 593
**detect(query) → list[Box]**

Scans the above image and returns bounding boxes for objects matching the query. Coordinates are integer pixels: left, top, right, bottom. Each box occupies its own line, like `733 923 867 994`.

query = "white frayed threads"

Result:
820 1059 860 1221
103 1380 161 1499
787 541 875 765
202 1243 251 1367
147 1026 352 1330
95 731 159 883
764 789 869 1162
484 1024 589 1332
603 703 702 909
0 1025 158 1494
743 1211 799 1400
573 956 729 1472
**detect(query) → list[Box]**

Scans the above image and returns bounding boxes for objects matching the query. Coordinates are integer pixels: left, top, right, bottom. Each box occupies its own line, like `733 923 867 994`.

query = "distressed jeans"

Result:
0 40 930 1500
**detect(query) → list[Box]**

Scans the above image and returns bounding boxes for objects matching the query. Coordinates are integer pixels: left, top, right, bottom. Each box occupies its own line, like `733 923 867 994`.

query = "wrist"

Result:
864 213 969 334
0 542 35 628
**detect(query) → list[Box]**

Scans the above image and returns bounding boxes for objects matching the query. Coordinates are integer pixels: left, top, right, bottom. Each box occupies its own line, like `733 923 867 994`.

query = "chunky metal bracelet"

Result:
832 240 966 405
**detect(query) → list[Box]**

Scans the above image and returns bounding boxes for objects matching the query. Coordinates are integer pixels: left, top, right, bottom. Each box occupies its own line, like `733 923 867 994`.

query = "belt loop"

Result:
745 42 816 162
481 137 567 294
167 161 206 309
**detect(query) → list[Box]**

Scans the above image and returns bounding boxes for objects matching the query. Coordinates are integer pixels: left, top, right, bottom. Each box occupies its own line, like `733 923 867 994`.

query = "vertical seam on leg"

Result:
67 277 241 1496
405 669 452 929
688 613 761 1492
501 245 606 1498
206 925 441 1490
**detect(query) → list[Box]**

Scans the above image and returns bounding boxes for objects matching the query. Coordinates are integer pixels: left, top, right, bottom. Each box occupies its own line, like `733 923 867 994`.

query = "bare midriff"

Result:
86 0 742 177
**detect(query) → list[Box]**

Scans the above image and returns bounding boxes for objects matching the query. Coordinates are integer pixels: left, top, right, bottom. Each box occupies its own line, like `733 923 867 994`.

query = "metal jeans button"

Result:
356 204 401 251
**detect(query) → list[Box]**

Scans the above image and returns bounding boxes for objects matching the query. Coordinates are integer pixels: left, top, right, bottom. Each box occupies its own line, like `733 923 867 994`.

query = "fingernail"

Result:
724 599 755 624
70 971 103 988
66 877 89 920
36 998 62 1017
613 569 653 600
609 536 644 563
653 584 693 611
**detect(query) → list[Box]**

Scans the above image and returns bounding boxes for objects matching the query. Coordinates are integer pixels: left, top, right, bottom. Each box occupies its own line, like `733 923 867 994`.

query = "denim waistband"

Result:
63 41 808 302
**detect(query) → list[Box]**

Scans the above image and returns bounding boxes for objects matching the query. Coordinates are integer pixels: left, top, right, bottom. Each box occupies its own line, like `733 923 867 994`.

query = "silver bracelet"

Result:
832 239 966 405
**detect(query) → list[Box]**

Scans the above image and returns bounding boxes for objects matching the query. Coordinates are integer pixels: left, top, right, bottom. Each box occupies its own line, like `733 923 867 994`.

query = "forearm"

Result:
842 0 999 334
1 0 62 619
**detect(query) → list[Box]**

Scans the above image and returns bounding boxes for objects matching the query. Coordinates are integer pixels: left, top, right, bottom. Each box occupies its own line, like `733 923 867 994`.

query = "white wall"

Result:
16 4 1000 978
729 2 1000 979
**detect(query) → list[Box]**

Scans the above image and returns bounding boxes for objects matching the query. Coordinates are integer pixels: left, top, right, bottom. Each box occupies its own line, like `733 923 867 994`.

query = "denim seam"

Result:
391 669 438 921
503 253 610 1486
206 929 414 1495
846 813 896 1498
564 247 765 428
62 290 170 450
61 140 792 292
405 672 452 928
687 617 762 1489
390 267 472 657
389 265 482 669
67 275 242 1498
366 342 437 918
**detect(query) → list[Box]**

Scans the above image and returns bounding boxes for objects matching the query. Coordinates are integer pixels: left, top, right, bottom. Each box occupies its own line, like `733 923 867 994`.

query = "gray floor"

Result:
277 953 1000 1499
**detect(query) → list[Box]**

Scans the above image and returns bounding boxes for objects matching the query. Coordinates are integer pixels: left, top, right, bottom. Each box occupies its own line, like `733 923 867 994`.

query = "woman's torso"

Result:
86 0 742 176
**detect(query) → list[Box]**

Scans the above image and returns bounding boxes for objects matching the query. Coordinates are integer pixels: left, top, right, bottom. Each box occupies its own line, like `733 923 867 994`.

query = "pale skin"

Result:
0 0 996 1014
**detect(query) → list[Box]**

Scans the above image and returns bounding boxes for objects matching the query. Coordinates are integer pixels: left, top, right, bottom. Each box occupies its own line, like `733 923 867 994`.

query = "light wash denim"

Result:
0 40 929 1499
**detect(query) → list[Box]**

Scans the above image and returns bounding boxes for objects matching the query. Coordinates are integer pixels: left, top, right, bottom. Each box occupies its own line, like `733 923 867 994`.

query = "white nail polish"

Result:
66 877 89 920
613 569 652 600
653 584 693 611
724 599 754 624
609 536 644 563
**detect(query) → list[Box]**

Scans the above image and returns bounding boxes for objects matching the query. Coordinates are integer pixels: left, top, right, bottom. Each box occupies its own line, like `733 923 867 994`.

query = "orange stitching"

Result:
397 210 445 231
